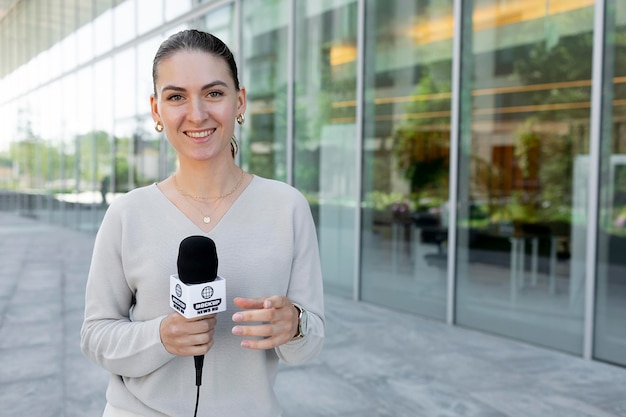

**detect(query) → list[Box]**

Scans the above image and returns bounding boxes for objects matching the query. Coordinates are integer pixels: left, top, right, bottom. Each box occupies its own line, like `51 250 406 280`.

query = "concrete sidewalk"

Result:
1 211 626 416
0 212 107 416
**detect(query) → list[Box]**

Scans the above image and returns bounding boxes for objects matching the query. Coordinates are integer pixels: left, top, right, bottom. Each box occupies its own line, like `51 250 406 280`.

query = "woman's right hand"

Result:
159 312 217 356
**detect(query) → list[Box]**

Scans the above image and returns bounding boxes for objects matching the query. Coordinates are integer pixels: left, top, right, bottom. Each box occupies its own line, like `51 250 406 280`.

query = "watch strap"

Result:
291 303 305 340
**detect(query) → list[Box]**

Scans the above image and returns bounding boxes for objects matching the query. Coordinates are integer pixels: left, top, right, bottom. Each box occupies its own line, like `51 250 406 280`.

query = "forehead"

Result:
155 50 233 89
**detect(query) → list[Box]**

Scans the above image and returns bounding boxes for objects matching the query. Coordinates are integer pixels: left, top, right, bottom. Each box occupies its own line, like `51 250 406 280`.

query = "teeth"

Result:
187 129 214 138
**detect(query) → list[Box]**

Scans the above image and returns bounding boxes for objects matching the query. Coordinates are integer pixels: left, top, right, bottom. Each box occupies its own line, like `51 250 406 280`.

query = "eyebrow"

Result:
161 80 230 93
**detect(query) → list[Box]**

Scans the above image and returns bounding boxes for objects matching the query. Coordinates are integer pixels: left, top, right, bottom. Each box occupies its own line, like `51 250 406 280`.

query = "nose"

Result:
187 96 207 124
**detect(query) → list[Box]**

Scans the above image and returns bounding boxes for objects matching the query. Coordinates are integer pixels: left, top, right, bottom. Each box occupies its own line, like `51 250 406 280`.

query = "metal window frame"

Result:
584 0 608 361
353 0 365 301
287 0 295 186
447 0 467 325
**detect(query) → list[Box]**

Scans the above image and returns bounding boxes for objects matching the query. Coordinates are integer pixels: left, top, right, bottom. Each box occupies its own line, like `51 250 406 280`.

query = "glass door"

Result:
360 0 453 319
294 0 359 297
455 0 595 354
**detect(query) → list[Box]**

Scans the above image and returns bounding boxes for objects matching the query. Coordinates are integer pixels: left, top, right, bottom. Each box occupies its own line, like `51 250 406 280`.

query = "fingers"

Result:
232 296 267 310
232 296 286 323
231 296 298 350
161 296 299 354
159 312 217 356
231 324 289 350
232 295 289 312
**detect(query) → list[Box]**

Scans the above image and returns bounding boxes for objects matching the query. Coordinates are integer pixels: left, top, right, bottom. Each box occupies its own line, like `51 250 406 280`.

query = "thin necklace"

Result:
172 169 245 224
184 195 225 224
173 168 245 201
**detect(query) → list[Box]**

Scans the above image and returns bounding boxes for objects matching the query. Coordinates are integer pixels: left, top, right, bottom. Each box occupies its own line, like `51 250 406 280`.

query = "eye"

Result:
207 91 224 98
167 94 184 101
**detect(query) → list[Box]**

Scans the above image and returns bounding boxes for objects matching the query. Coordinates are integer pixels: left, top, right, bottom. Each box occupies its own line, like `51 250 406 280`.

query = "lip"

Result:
184 128 216 141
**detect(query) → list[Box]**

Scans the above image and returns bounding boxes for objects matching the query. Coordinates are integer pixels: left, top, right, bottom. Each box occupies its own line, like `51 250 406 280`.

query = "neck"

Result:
174 162 244 200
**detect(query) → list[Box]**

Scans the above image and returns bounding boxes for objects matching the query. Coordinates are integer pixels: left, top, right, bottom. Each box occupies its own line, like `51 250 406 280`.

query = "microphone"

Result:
170 235 227 387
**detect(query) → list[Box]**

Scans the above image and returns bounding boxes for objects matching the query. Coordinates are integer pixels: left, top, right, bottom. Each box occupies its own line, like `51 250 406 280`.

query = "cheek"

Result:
161 108 184 124
223 105 240 123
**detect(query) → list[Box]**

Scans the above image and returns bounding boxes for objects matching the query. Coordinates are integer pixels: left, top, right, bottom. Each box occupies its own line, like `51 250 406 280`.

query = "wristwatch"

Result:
291 303 308 340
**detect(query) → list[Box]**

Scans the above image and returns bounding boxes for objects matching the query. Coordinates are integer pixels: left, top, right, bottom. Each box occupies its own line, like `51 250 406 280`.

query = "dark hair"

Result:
152 29 240 96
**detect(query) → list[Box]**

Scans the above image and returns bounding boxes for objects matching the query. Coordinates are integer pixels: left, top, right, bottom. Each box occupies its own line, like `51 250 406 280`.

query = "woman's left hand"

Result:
231 296 299 349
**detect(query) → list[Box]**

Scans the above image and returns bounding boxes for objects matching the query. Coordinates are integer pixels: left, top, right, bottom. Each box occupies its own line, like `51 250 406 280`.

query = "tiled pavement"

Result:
1 211 626 417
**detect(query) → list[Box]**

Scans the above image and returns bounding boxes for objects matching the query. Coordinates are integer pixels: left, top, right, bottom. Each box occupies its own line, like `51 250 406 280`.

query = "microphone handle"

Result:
194 355 204 386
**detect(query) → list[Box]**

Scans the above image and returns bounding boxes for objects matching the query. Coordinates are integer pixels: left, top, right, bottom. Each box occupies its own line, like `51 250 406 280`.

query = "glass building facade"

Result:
1 0 625 367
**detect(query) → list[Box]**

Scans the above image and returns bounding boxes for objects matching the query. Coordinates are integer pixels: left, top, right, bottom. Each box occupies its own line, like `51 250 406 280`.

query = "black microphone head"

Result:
177 235 218 285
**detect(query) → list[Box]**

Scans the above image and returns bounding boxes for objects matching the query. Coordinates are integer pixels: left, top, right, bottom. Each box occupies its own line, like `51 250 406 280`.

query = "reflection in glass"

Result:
594 0 626 367
114 48 137 120
138 38 163 105
13 93 45 219
455 0 594 354
165 0 192 21
93 58 114 213
76 66 98 228
60 2 78 72
360 0 452 319
202 4 234 46
112 120 135 195
241 0 289 181
132 118 160 188
43 81 65 226
295 0 358 297
114 1 135 47
137 0 163 35
94 9 113 57
112 46 138 206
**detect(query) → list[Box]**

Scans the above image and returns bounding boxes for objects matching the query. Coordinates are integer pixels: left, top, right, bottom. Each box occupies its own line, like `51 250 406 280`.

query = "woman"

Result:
81 29 324 417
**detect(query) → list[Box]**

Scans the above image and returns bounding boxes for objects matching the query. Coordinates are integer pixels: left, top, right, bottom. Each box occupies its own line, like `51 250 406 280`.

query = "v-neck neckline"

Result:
154 175 255 235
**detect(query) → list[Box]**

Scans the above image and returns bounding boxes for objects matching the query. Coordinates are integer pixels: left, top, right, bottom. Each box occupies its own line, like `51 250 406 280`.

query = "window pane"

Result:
114 0 135 47
61 32 78 73
202 4 234 45
594 0 626 366
76 23 94 66
60 73 81 228
241 0 289 181
455 0 595 355
112 120 135 194
134 116 162 187
360 0 453 319
295 0 358 297
165 0 191 21
137 0 163 35
113 48 137 194
94 58 114 211
114 48 137 120
94 9 113 56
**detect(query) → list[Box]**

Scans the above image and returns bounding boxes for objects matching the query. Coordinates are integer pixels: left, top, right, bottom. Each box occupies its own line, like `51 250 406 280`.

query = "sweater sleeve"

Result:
276 191 325 365
80 200 175 377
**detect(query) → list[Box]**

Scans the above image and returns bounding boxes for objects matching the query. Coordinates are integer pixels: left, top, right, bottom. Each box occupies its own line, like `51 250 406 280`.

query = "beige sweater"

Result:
81 176 324 417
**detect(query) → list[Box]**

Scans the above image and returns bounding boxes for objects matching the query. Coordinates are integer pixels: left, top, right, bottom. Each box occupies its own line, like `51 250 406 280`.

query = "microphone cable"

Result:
194 385 200 417
193 355 203 417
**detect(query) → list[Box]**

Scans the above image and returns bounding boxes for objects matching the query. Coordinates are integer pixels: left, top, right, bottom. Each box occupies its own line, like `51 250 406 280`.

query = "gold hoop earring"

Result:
230 136 239 157
236 113 245 125
155 121 164 133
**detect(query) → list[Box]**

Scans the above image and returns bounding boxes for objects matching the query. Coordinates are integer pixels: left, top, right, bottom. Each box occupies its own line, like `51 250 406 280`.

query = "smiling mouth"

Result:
185 129 215 138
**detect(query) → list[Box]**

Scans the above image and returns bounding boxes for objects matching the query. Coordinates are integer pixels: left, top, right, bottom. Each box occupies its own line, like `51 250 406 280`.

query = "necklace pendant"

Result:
203 216 211 224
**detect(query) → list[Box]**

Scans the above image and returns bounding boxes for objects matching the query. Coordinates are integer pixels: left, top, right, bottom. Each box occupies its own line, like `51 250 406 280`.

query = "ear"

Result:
236 86 247 115
150 94 160 123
